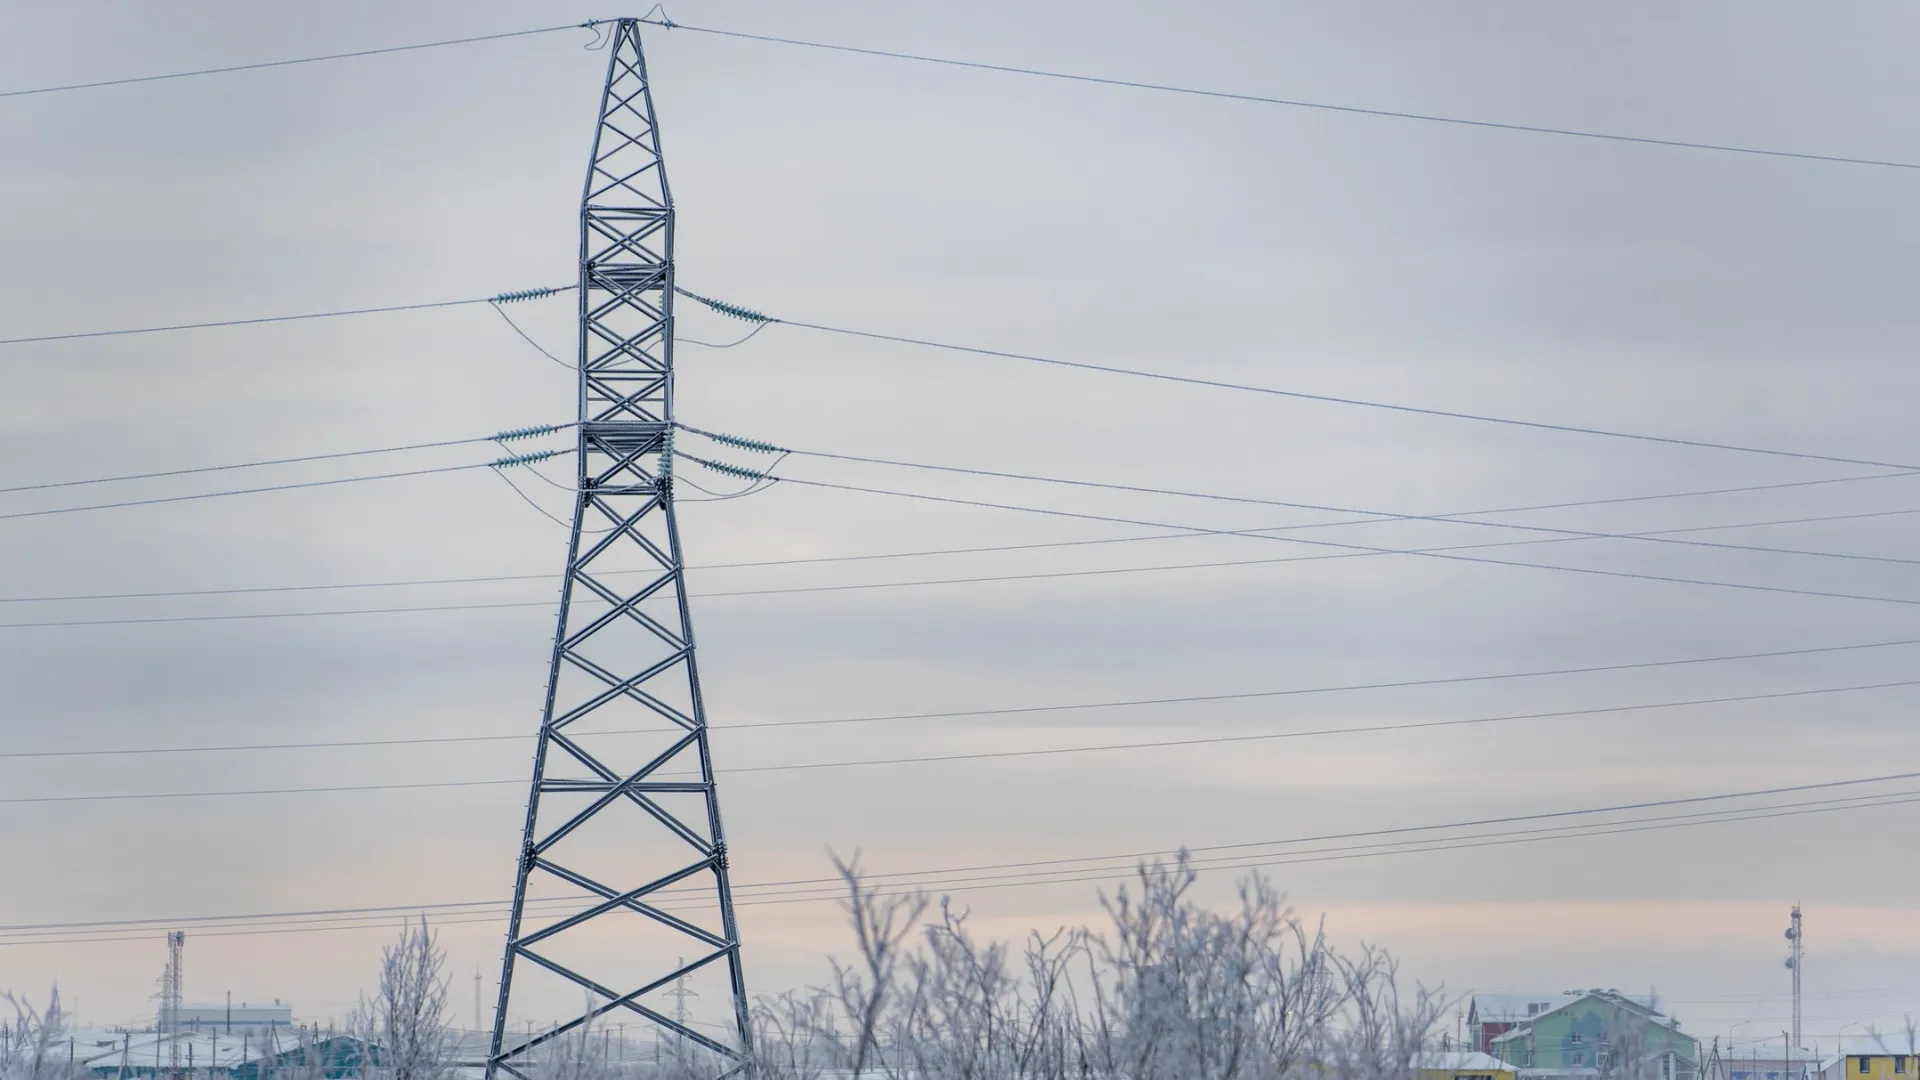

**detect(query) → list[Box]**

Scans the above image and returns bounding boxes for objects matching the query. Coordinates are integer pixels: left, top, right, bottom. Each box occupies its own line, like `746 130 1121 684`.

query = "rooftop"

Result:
1416 1051 1517 1072
1472 994 1567 1023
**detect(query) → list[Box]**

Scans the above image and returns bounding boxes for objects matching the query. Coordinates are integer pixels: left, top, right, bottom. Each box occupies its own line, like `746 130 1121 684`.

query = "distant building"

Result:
1818 1032 1920 1080
1473 995 1572 1053
229 1036 378 1080
1488 989 1699 1080
79 1028 296 1078
1419 1050 1524 1080
1722 1045 1818 1080
159 1001 293 1033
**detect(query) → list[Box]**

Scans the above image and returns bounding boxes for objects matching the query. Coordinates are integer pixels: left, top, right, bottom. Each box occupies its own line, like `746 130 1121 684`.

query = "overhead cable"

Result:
1 675 1915 802
1 24 600 100
0 427 568 524
0 424 566 496
8 768 1920 943
679 425 1920 569
2 466 1914 607
640 19 1920 172
731 677 1920 775
6 496 1920 627
4 636 1920 761
8 787 1917 944
0 285 572 347
0 464 490 523
675 289 1920 472
772 472 1920 611
19 768 1920 916
726 788 1920 912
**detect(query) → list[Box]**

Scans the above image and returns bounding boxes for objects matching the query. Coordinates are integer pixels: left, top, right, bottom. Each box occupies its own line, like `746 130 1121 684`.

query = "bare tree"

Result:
745 851 1443 1080
887 900 1083 1080
355 918 455 1080
1325 944 1447 1080
748 990 838 1080
824 852 928 1079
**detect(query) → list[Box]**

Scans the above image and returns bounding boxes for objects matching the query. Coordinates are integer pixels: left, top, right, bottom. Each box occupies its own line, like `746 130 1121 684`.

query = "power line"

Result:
6 495 1919 627
0 462 494 524
21 770 1920 929
7 767 1920 943
827 775 1920 886
729 787 1920 912
640 18 1920 172
677 289 1920 472
0 23 599 100
0 464 1911 607
732 677 1920 775
714 431 1920 570
729 788 1920 907
0 424 1906 618
1 675 1914 804
0 286 571 348
751 470 1920 611
0 599 558 629
729 634 1920 731
33 787 1920 931
0 425 564 496
489 302 573 370
7 633 1919 762
1 781 1883 943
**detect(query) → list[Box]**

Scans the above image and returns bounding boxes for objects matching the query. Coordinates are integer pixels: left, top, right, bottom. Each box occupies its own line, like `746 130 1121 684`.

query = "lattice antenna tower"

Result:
164 931 185 1079
487 19 752 1078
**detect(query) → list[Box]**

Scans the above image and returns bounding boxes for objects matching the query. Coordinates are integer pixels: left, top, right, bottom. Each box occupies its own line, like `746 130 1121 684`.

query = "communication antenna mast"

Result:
1785 905 1803 1049
163 932 185 1080
487 18 752 1078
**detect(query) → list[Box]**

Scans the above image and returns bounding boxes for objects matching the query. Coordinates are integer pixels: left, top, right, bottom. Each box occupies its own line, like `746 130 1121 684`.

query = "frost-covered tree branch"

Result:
0 987 75 1080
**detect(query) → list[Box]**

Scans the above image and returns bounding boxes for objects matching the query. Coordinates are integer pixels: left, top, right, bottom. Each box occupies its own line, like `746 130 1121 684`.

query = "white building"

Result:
159 1001 293 1033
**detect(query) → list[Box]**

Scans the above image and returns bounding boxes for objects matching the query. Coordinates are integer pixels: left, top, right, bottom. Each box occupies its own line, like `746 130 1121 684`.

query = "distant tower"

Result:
485 18 751 1079
163 932 185 1079
663 960 697 1064
1785 905 1803 1049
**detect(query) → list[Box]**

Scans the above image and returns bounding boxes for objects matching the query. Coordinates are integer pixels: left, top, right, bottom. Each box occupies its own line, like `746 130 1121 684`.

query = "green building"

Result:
1489 990 1699 1080
226 1036 378 1080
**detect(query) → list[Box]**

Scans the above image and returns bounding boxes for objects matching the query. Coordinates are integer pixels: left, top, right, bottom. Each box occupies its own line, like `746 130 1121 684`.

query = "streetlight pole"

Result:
1733 1022 1760 1080
1835 1023 1862 1080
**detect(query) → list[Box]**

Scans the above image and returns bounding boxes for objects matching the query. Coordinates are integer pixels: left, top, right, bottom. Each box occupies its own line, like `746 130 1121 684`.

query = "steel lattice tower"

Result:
489 21 752 1077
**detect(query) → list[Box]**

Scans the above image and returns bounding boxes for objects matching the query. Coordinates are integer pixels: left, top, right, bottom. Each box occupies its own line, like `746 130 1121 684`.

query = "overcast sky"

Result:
3 0 1920 1050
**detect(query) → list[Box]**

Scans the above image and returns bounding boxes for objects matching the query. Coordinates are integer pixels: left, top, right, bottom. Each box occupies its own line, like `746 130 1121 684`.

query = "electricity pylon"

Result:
488 20 752 1078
